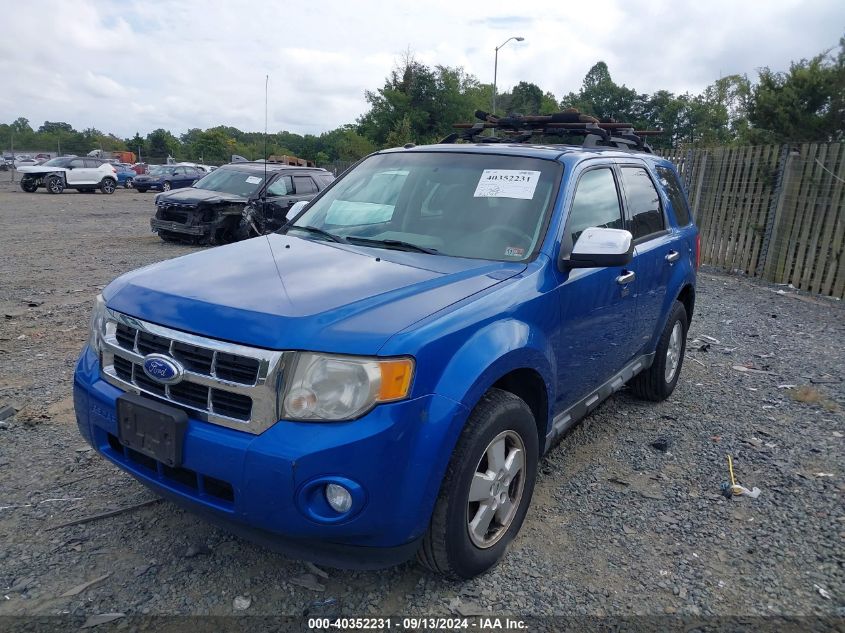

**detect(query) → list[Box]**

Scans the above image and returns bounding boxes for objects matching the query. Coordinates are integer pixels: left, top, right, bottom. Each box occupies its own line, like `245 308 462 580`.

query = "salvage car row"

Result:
17 155 334 245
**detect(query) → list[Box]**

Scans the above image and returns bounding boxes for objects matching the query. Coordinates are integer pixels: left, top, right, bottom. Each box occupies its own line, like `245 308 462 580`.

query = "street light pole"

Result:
492 36 524 116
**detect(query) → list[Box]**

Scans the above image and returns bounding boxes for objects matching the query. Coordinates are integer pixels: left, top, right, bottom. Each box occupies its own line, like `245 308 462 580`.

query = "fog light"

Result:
325 483 352 513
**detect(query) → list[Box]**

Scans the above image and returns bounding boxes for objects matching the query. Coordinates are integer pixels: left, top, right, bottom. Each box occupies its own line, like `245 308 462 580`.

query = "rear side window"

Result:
620 167 664 240
566 168 624 245
655 166 691 226
83 159 101 168
293 176 317 194
316 174 335 188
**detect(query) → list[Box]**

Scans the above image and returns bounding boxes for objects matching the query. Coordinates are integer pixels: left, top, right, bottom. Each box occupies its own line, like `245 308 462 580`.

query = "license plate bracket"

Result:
117 393 187 468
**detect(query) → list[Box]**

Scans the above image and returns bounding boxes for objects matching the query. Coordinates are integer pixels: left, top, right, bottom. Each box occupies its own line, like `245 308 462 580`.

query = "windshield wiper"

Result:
285 225 345 243
345 236 438 254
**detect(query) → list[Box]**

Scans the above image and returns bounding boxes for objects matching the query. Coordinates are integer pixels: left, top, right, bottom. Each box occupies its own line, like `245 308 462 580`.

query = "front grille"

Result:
100 310 286 433
113 322 260 385
161 209 189 223
215 352 260 383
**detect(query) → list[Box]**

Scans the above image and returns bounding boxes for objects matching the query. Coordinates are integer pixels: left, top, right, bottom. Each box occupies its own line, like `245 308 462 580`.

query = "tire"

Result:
629 300 688 402
100 178 116 194
20 180 37 193
124 178 132 189
136 187 148 193
418 388 539 579
46 175 64 194
162 181 172 191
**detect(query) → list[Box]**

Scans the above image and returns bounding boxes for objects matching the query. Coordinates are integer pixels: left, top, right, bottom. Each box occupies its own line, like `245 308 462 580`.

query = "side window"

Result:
266 176 292 197
655 166 691 226
69 159 85 169
174 167 186 175
565 168 624 246
316 174 335 189
83 159 101 168
293 176 318 194
620 166 664 240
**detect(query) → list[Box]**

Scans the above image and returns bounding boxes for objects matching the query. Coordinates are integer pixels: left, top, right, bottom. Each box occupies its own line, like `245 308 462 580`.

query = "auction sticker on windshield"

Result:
245 176 262 184
474 169 540 200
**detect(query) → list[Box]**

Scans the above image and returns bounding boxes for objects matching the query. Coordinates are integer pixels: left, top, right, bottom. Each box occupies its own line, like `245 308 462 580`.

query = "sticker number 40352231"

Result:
474 170 541 200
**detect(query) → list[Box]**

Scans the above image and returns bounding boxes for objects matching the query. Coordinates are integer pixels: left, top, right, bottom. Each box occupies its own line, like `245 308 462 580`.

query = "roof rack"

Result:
440 110 661 153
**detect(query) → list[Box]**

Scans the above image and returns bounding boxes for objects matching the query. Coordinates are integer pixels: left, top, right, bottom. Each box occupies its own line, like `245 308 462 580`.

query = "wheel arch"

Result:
491 368 549 452
676 283 695 323
429 319 556 451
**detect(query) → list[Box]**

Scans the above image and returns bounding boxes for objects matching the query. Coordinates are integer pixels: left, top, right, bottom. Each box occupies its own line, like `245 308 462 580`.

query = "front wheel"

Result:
418 389 538 579
162 181 172 191
629 300 688 401
100 178 116 194
46 175 64 194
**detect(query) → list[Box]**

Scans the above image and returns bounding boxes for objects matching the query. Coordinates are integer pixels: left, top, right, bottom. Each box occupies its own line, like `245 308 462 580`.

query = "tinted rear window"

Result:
655 166 692 226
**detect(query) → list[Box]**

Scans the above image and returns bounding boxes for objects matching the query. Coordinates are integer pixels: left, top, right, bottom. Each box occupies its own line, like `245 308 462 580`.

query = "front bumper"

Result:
150 218 205 235
73 346 467 567
135 180 162 190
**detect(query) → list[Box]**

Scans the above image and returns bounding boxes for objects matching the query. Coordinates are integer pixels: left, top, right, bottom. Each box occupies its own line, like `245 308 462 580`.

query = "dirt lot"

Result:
0 180 843 626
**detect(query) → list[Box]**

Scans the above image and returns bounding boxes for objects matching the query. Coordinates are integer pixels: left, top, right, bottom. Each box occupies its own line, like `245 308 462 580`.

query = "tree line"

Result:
2 36 841 166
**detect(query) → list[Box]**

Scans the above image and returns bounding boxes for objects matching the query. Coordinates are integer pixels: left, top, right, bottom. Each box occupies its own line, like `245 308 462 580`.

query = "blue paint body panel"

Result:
74 143 698 566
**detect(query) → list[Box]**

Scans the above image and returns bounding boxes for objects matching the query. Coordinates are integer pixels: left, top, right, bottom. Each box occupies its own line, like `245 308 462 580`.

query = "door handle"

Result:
665 250 680 263
616 270 636 285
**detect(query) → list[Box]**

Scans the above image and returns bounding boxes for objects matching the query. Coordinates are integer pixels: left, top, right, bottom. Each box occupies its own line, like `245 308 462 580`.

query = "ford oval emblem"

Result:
142 354 184 385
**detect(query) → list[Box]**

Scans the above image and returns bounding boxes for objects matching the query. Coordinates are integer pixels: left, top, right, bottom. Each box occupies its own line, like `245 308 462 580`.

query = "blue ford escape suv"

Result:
74 113 698 579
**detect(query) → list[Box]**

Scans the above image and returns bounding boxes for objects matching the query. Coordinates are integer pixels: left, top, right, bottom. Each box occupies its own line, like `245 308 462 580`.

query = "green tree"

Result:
504 81 544 115
359 56 484 146
146 128 180 162
747 39 844 142
560 62 639 121
385 114 413 147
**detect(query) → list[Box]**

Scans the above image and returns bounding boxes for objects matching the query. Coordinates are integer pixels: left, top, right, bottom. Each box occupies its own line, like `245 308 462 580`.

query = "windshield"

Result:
43 157 73 167
192 168 265 196
291 152 560 262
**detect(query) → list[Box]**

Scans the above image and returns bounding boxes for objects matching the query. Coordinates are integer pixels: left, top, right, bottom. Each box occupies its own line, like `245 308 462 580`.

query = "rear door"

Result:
554 163 637 410
292 174 319 201
617 163 675 355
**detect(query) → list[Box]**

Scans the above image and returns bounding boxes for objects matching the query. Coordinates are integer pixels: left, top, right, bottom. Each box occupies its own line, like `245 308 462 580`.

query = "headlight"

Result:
281 353 414 421
88 294 107 353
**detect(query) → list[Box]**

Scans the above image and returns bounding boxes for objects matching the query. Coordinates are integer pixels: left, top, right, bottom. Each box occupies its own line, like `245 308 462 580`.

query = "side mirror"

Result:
288 200 309 217
562 227 633 269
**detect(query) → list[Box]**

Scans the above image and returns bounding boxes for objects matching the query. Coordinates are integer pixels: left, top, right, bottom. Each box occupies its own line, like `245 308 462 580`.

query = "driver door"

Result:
261 175 296 227
554 164 637 411
65 158 89 185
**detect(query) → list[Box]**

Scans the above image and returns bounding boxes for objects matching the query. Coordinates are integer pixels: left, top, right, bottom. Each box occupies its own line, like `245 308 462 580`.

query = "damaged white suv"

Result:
18 156 119 194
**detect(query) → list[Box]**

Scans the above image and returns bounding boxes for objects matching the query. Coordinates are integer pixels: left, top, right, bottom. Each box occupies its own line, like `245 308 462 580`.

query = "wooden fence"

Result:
658 143 845 298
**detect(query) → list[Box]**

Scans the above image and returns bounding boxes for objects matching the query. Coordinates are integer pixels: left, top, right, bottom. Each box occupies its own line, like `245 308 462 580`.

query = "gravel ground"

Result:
0 180 843 626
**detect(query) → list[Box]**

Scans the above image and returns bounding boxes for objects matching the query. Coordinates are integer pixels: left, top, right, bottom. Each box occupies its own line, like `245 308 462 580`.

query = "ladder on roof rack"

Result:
440 110 661 153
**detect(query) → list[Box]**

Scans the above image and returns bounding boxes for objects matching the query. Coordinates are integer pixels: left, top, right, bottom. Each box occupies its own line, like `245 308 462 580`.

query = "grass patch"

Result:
789 385 839 411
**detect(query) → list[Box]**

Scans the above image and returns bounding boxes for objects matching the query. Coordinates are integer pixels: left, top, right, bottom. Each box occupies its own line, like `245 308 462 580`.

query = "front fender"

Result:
433 320 555 423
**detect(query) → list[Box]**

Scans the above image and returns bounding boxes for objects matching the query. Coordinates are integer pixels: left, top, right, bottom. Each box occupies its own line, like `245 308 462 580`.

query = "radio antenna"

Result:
263 74 269 195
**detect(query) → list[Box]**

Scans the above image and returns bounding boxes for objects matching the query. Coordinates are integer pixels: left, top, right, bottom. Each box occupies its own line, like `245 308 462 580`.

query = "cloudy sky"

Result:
1 0 842 139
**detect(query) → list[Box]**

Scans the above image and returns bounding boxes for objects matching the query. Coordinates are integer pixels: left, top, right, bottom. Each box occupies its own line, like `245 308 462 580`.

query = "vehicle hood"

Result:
155 188 247 205
104 234 525 353
17 165 63 174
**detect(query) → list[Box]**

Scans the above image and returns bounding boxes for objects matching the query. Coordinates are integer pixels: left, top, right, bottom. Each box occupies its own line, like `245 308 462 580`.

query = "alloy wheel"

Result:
665 321 683 383
466 430 526 549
